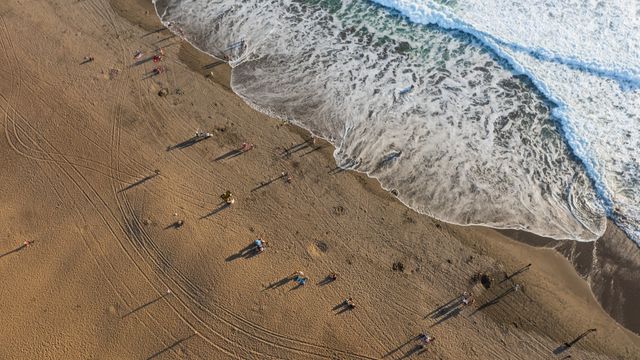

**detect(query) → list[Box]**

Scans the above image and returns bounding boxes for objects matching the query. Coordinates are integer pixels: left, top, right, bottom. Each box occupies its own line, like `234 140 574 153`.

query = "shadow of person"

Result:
214 149 243 162
332 300 348 311
200 203 230 219
317 276 336 286
430 307 461 327
333 300 354 315
553 344 569 355
163 220 184 230
335 306 353 315
383 335 421 358
166 135 209 151
289 282 305 291
264 276 293 290
425 295 463 319
0 244 27 259
225 243 256 262
401 344 426 359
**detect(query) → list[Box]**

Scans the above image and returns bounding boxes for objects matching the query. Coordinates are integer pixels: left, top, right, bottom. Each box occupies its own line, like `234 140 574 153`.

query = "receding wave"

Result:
152 0 640 243
370 0 640 244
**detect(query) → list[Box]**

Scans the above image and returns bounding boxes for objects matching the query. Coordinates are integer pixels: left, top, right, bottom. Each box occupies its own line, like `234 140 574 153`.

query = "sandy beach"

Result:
0 0 639 358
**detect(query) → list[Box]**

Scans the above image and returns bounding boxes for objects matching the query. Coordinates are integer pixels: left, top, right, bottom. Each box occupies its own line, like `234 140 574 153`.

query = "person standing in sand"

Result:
221 191 235 205
240 142 255 152
346 297 356 309
462 292 474 306
254 239 268 253
291 271 307 286
417 333 435 345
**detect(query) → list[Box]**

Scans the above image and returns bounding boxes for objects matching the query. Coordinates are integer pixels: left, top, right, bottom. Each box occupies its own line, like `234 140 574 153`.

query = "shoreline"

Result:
142 0 640 335
0 0 638 358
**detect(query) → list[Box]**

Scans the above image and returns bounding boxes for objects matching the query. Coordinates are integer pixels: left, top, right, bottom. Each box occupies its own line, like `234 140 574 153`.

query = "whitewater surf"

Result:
153 0 640 245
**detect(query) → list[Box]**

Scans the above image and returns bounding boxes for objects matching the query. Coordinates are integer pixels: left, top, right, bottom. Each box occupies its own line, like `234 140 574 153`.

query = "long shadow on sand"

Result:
214 149 244 162
146 333 196 360
142 27 168 38
131 56 156 67
470 287 518 316
263 276 293 290
0 243 29 259
400 344 426 359
118 172 159 192
280 139 313 158
328 166 346 175
299 145 323 157
200 203 230 219
333 300 354 315
317 275 336 286
121 291 171 318
251 173 287 192
163 220 184 230
430 307 461 327
553 328 597 355
167 136 208 151
384 336 420 358
153 35 176 45
203 61 226 70
225 243 261 262
425 295 463 319
500 263 532 284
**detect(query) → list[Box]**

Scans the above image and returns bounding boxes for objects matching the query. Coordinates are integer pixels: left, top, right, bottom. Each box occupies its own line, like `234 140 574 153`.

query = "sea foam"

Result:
154 0 640 243
370 0 640 242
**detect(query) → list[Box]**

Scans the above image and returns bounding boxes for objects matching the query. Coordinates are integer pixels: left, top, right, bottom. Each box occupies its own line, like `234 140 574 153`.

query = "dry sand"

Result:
0 0 638 358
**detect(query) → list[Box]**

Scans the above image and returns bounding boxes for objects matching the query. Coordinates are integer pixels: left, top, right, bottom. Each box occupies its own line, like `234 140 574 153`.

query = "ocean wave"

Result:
154 0 640 243
369 0 640 244
371 0 640 87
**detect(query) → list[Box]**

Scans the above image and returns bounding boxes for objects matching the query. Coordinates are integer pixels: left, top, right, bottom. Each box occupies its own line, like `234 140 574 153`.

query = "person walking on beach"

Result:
290 271 304 281
291 271 307 286
462 292 474 306
221 191 235 205
417 333 435 345
151 66 165 76
240 142 254 152
253 239 268 253
346 297 355 309
563 328 597 348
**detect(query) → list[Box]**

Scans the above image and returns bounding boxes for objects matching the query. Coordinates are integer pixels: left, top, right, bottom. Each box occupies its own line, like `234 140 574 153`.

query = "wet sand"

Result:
0 0 638 358
501 221 640 334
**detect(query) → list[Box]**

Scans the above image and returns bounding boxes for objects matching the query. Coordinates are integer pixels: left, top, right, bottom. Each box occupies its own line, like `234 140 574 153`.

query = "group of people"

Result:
195 129 212 139
240 142 255 152
416 333 435 348
221 190 235 205
291 271 307 286
462 291 475 306
132 48 165 76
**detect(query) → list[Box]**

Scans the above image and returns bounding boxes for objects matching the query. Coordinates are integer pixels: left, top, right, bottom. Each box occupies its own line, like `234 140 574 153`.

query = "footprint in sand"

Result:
307 240 328 258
